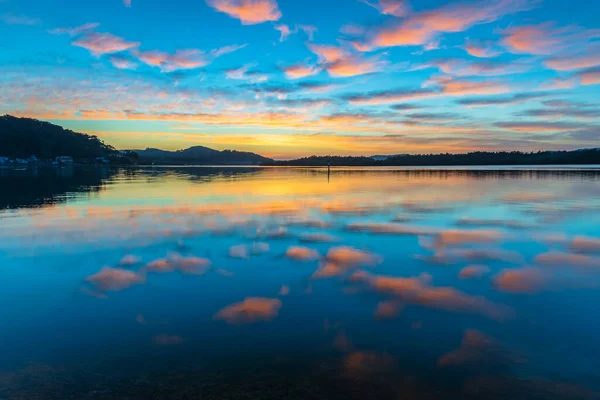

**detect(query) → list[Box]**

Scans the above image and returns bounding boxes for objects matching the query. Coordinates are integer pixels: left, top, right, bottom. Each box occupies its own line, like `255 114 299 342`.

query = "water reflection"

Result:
1 166 600 399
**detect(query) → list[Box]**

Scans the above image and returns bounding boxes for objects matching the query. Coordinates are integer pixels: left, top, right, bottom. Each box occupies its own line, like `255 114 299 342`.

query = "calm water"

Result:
1 166 600 399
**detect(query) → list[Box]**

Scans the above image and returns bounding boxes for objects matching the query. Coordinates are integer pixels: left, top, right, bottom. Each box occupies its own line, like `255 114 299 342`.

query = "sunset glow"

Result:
1 0 599 158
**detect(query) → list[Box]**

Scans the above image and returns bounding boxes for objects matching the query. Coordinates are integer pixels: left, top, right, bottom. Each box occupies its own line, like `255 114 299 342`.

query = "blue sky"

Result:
1 0 599 158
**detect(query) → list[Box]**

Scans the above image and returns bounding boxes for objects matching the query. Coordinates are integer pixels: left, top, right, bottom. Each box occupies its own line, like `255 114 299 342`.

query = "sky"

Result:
1 0 599 159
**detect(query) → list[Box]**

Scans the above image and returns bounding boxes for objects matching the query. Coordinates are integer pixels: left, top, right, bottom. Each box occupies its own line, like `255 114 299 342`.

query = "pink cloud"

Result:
374 300 404 319
123 0 132 7
134 49 207 72
570 236 600 253
431 58 532 77
326 246 382 267
228 242 270 259
274 24 292 41
279 284 290 295
360 0 410 17
134 44 244 72
119 254 141 267
358 0 536 51
578 67 600 86
459 265 491 279
534 251 598 268
298 24 317 41
86 267 145 292
438 330 497 366
365 273 513 320
298 232 340 243
326 56 387 78
502 23 600 55
48 22 100 37
205 0 281 25
110 55 138 70
307 43 348 63
494 267 546 293
0 13 41 25
545 54 600 71
463 40 503 58
342 351 397 375
214 297 282 324
427 76 510 96
144 254 211 275
225 63 268 82
433 229 503 248
346 222 436 235
285 246 321 261
282 63 322 79
73 32 140 56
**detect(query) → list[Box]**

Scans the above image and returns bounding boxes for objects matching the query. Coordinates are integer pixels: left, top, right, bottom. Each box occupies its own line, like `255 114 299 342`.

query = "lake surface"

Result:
1 165 600 399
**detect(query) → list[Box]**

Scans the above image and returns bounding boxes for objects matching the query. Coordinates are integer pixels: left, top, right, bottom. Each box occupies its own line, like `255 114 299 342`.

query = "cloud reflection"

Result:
214 297 282 324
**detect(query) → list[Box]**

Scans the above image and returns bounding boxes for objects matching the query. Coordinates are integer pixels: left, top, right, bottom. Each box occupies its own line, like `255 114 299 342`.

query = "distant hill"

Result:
132 146 272 165
269 150 600 166
0 115 118 161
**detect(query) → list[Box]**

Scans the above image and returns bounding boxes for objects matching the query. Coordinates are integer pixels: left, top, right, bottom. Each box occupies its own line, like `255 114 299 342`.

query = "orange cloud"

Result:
282 63 322 79
463 41 503 58
205 0 281 24
326 56 387 77
279 284 290 295
312 247 382 278
307 43 348 63
312 262 346 278
374 300 404 319
428 76 510 96
214 297 282 324
326 246 382 268
494 267 546 293
459 265 491 279
342 351 397 375
578 67 600 86
433 229 503 248
360 0 535 50
534 251 598 268
298 232 340 243
144 254 211 274
420 248 523 265
86 267 145 292
134 46 245 72
346 222 436 236
438 330 496 366
570 236 600 253
431 58 532 77
285 246 321 261
73 32 139 55
545 55 600 71
361 0 409 17
109 54 137 70
456 217 532 229
119 254 141 267
502 23 600 55
229 242 270 258
366 273 513 320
